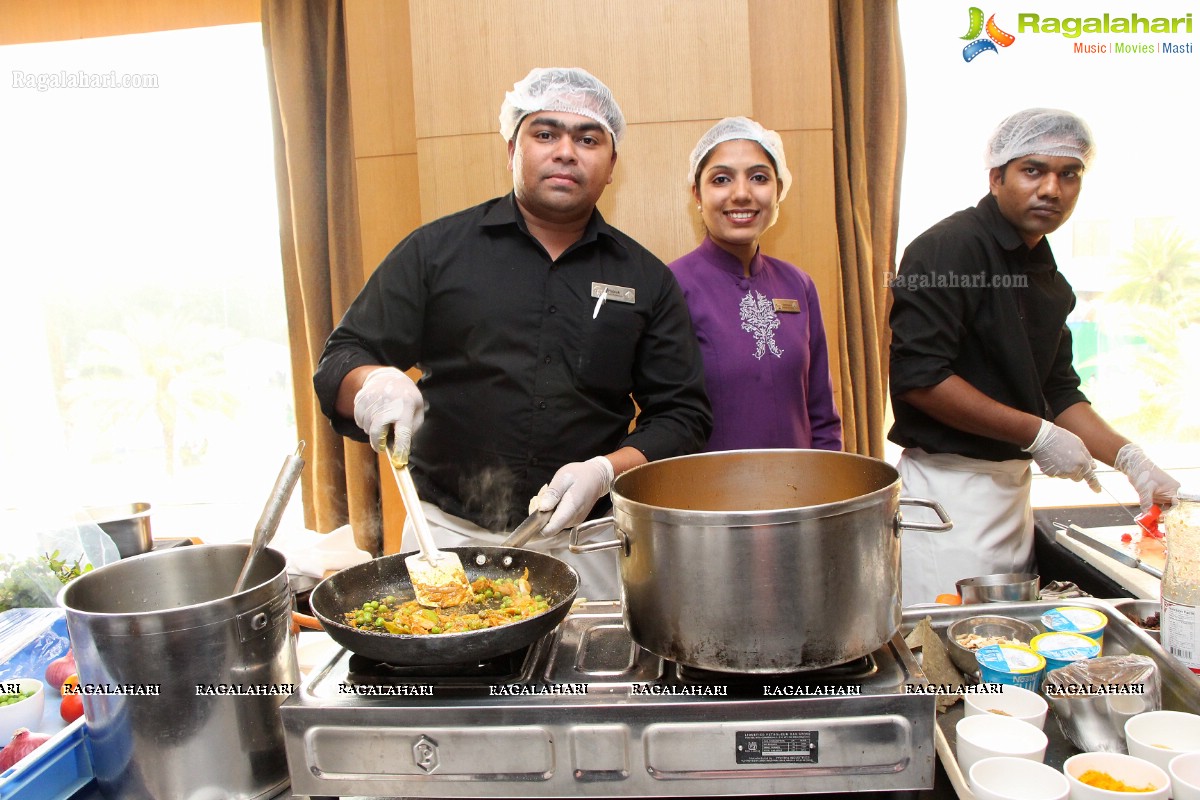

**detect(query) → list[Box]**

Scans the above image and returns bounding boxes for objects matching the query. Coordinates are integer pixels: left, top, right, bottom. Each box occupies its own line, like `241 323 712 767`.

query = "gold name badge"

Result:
773 299 800 313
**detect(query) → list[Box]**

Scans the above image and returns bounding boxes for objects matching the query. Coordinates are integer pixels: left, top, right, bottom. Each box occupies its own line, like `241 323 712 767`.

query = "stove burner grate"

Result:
346 645 532 687
675 653 878 686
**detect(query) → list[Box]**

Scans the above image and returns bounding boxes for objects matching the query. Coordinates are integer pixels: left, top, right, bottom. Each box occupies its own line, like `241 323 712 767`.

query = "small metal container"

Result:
956 573 1040 604
87 503 152 558
946 614 1039 676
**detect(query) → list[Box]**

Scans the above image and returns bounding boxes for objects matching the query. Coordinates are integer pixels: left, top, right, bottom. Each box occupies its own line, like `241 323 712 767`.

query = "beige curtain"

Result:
829 0 907 458
262 0 381 553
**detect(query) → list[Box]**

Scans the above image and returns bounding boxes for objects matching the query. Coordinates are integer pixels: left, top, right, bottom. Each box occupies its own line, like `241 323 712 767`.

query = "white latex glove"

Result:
532 456 615 537
352 367 424 460
1115 443 1180 511
1022 419 1101 491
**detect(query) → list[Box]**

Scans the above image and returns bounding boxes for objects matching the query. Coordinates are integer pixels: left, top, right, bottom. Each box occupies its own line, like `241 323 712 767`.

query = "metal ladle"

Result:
233 441 306 593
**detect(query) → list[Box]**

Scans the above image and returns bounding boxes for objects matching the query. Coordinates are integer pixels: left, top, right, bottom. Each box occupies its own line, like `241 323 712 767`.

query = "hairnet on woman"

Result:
668 117 842 452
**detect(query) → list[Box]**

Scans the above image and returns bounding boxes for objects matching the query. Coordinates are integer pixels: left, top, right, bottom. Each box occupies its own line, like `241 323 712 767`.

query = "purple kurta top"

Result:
669 237 842 452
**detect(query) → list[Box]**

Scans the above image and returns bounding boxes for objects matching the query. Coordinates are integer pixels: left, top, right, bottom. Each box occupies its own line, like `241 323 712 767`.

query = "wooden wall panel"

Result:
748 0 833 131
355 153 422 272
415 133 511 223
0 0 258 45
344 0 417 158
599 120 714 264
408 0 752 139
760 129 842 410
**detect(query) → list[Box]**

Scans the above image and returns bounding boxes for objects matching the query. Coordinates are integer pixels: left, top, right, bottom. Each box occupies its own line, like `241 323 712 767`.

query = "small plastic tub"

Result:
1041 606 1108 648
976 644 1047 692
1031 631 1101 671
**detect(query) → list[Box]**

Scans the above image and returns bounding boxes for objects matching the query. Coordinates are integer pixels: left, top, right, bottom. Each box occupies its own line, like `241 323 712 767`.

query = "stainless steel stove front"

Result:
281 601 936 797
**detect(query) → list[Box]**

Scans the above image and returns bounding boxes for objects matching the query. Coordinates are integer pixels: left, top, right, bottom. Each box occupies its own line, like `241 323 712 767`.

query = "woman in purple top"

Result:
669 117 842 452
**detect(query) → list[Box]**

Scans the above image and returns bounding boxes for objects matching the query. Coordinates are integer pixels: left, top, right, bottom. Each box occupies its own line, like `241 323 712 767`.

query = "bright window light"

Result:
0 24 298 542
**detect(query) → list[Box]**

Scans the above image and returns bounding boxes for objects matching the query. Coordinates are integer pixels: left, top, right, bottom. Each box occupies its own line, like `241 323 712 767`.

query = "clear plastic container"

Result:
1161 492 1200 673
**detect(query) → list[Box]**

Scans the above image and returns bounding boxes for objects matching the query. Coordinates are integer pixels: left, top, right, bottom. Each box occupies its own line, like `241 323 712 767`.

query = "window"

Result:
0 24 298 542
895 1 1199 503
1073 220 1111 260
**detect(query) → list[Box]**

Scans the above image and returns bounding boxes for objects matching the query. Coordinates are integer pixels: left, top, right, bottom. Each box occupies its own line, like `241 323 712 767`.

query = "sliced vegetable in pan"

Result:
342 569 551 635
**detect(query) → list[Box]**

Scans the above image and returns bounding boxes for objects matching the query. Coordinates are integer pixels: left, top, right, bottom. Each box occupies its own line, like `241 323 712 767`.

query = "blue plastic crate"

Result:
0 610 95 799
0 719 92 800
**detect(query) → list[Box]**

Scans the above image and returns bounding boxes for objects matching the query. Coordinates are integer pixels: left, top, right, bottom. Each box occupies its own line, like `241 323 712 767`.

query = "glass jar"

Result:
1161 492 1200 673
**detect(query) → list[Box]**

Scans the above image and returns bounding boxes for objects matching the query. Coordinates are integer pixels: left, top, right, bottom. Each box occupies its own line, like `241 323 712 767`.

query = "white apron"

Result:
401 502 622 602
897 448 1034 606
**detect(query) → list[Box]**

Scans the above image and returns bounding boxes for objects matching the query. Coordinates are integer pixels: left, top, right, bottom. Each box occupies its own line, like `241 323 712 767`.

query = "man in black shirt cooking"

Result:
313 67 712 598
888 108 1179 605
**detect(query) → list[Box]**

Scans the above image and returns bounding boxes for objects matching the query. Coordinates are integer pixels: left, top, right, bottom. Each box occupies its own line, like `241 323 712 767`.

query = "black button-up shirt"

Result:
888 194 1088 462
314 194 712 530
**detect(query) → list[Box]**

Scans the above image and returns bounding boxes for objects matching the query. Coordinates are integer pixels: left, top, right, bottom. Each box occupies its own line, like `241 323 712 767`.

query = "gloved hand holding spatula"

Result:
353 366 425 462
353 368 470 608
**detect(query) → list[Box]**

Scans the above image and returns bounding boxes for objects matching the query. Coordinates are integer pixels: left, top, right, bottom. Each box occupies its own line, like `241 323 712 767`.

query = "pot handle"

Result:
292 611 324 631
895 497 954 534
568 517 628 556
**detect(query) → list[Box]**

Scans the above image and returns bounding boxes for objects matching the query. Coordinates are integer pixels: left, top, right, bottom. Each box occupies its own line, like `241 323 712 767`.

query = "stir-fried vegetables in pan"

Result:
343 569 551 635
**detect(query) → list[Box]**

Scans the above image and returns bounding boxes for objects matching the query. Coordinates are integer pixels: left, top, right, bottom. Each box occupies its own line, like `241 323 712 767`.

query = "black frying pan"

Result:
305 545 579 664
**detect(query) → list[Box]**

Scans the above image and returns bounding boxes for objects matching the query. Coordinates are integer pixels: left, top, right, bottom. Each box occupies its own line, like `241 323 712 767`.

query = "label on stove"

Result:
735 730 818 764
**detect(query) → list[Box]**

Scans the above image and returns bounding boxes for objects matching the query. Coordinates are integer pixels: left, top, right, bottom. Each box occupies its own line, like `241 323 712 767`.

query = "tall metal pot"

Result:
58 544 297 800
570 449 951 673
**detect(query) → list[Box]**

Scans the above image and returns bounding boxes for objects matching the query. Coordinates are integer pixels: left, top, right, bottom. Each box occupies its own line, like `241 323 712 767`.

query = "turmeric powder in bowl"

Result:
1064 752 1169 798
1078 769 1157 792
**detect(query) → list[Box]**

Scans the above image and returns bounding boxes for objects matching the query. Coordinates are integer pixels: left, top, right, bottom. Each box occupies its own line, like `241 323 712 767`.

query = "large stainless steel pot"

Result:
570 449 951 673
58 544 296 800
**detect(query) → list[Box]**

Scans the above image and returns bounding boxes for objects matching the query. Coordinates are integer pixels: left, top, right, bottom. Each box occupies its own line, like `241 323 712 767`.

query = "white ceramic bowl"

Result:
1125 710 1200 773
965 683 1050 730
969 756 1070 800
1170 752 1200 800
956 713 1049 775
1062 751 1170 799
0 678 46 741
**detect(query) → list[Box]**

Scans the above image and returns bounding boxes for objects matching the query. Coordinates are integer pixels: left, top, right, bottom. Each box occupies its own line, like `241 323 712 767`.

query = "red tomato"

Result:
60 692 84 722
1137 505 1163 539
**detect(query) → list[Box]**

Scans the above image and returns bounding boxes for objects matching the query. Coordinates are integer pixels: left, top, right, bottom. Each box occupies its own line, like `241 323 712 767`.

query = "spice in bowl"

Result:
1078 769 1156 792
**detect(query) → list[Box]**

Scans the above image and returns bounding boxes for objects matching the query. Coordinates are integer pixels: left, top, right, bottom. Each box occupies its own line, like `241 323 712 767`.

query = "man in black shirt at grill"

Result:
313 67 712 598
888 108 1179 605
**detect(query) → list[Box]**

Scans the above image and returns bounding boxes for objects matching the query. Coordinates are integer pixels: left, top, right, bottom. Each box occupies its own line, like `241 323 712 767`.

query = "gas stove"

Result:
281 601 936 798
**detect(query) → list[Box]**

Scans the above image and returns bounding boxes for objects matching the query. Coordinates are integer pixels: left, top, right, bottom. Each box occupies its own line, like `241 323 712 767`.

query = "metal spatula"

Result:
386 438 472 608
233 442 306 593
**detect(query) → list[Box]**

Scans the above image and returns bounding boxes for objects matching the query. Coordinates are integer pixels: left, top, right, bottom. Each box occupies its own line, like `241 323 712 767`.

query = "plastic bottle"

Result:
1160 491 1200 673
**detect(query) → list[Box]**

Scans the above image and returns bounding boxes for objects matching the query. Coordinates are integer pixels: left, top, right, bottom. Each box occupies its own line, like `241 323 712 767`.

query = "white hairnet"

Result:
985 108 1095 169
498 67 625 147
689 117 792 203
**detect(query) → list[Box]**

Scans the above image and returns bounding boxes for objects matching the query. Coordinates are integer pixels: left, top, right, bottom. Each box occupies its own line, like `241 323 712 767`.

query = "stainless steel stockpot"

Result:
571 449 952 673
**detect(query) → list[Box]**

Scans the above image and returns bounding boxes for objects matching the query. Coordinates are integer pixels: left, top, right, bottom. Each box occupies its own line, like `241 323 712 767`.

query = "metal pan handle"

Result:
895 497 954 534
569 517 628 556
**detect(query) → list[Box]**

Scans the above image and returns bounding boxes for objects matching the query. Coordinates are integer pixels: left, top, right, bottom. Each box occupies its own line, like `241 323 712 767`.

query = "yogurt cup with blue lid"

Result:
975 643 1047 691
1040 606 1108 647
1030 631 1101 671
